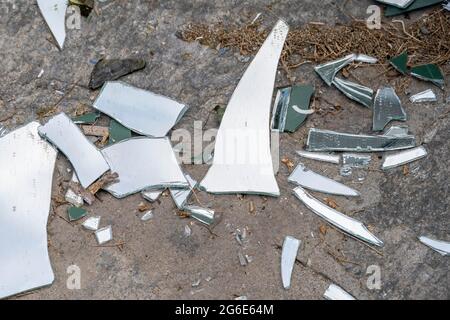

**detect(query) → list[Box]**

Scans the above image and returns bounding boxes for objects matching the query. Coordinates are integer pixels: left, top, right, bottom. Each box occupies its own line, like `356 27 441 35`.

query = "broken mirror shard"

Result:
82 216 101 231
101 137 188 198
93 81 188 137
385 0 443 16
342 153 371 168
382 146 428 170
281 236 301 289
375 0 415 8
296 150 340 164
0 124 8 137
323 284 356 300
410 64 445 89
142 190 163 202
271 85 315 132
419 236 450 256
72 112 100 125
38 113 110 188
288 164 360 197
373 87 406 131
293 187 383 247
141 210 154 221
95 226 113 245
389 51 408 75
37 0 67 50
184 206 215 225
170 175 198 209
109 119 132 145
89 59 146 90
409 89 437 103
0 122 57 299
200 20 289 197
332 77 374 108
315 54 378 86
444 0 450 10
306 127 416 152
67 207 87 221
65 188 84 207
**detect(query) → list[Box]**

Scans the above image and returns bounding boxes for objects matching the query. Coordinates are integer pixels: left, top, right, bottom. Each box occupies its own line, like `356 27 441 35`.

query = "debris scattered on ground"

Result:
281 236 301 290
38 113 110 188
180 10 450 70
67 207 87 221
248 201 256 214
87 171 119 195
93 81 188 137
237 250 249 266
444 0 450 10
137 202 152 212
89 59 146 90
288 163 360 197
293 187 383 247
409 89 437 102
100 137 188 198
342 154 372 168
296 150 340 164
72 112 100 125
390 51 409 75
184 206 215 225
65 188 84 207
418 236 450 256
0 122 57 299
281 158 295 171
373 87 407 131
306 127 416 152
82 216 101 231
184 225 192 237
95 225 113 245
382 146 428 169
170 175 198 209
271 85 315 132
141 210 154 221
323 284 356 300
37 0 67 50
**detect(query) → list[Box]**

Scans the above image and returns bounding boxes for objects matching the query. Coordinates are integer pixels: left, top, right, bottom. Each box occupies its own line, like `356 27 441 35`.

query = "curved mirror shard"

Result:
101 137 188 198
93 81 188 138
293 187 383 247
200 20 289 197
382 146 427 170
0 122 57 298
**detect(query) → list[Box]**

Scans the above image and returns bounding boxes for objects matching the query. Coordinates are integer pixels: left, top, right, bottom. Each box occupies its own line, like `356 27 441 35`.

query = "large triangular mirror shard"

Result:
37 0 68 50
199 20 289 197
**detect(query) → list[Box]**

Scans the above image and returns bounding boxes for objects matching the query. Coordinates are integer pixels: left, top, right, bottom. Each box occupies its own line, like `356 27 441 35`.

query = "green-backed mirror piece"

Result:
385 0 443 16
284 85 315 132
72 112 100 124
389 51 408 75
410 64 445 89
67 206 87 221
271 85 315 132
109 119 132 145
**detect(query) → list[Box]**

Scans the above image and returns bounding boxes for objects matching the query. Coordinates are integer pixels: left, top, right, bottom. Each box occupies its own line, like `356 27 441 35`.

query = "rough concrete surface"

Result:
0 0 449 300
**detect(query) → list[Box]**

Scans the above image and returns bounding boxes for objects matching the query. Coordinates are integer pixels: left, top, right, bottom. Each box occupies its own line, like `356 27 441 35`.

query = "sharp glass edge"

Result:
293 187 383 247
375 0 415 8
288 163 360 197
373 86 407 131
37 0 67 50
296 150 340 164
409 89 437 103
419 236 450 256
281 236 301 289
332 76 374 108
382 146 428 170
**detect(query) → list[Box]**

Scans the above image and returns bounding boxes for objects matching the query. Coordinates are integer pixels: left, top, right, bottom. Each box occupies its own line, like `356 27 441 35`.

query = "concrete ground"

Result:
1 0 449 300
